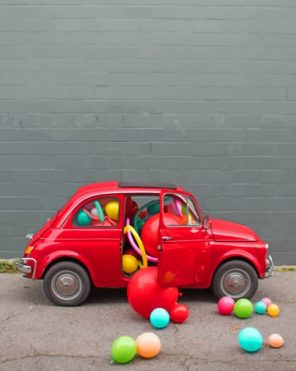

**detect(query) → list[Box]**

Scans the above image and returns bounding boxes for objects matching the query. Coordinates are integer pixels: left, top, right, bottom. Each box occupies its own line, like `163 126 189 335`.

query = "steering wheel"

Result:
133 198 173 233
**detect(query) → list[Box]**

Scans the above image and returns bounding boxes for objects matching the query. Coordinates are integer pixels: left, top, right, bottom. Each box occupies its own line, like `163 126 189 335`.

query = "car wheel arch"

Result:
42 256 93 285
211 256 259 284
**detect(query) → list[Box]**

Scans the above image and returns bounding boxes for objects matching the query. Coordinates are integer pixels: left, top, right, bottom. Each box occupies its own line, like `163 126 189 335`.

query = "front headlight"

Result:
265 243 269 249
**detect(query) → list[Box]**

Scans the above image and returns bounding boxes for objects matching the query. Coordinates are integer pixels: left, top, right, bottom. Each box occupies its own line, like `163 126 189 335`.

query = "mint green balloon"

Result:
238 327 263 352
255 301 267 315
111 336 136 364
234 299 253 319
76 210 91 226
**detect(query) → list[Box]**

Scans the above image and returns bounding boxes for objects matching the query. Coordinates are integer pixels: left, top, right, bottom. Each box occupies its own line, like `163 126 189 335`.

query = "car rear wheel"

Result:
43 261 91 306
212 260 258 300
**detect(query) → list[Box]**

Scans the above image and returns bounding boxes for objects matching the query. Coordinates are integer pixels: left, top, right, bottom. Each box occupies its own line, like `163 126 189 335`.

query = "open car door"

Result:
157 191 211 288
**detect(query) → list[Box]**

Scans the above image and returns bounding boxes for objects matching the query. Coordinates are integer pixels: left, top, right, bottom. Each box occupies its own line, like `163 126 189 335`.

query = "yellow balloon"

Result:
122 254 138 274
105 201 119 220
267 303 280 317
123 225 148 269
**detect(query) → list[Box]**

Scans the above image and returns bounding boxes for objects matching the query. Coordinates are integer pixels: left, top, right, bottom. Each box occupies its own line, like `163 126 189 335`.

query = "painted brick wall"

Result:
0 0 296 264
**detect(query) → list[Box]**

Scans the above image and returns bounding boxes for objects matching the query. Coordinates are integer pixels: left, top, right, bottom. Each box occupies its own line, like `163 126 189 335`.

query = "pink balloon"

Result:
262 297 272 307
217 296 235 315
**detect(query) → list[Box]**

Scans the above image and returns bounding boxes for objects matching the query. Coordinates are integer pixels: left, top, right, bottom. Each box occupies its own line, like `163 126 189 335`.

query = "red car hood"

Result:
210 218 259 242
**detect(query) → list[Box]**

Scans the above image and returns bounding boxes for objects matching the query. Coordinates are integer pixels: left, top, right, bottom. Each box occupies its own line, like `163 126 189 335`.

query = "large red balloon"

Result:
141 213 182 257
127 267 179 319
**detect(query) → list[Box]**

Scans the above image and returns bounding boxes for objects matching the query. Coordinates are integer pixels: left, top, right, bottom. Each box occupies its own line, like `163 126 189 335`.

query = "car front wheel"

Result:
43 261 91 306
212 260 258 300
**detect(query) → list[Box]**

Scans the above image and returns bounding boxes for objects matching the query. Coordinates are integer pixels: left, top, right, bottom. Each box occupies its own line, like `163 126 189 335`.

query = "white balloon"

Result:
91 207 98 217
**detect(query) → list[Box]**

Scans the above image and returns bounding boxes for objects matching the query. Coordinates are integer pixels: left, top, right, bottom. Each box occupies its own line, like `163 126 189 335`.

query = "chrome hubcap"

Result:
221 269 251 298
51 271 82 301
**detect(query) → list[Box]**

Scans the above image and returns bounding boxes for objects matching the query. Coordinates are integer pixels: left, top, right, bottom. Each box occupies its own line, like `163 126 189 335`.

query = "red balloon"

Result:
170 303 189 324
127 267 179 319
217 296 235 315
141 213 182 257
126 198 139 219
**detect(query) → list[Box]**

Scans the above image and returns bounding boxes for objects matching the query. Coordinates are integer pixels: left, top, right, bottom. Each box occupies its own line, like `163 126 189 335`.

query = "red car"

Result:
18 181 274 306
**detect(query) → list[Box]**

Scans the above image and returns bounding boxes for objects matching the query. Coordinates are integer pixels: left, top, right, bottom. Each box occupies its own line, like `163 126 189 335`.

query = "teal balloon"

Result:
111 336 136 364
255 301 267 315
150 308 170 329
76 210 91 226
238 327 263 353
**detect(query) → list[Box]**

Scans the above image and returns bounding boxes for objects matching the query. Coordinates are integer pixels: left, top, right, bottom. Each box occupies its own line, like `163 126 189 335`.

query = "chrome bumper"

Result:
265 254 274 278
16 257 37 280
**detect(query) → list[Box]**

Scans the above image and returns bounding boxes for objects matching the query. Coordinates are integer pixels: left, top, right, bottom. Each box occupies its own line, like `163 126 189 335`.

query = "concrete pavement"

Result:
0 272 296 371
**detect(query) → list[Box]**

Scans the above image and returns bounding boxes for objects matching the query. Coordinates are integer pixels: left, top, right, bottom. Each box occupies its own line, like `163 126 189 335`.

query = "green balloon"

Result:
111 336 136 364
234 299 253 319
76 210 91 226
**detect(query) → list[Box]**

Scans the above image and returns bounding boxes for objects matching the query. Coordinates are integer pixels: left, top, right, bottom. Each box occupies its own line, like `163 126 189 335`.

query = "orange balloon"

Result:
267 303 280 317
136 332 161 359
268 334 284 348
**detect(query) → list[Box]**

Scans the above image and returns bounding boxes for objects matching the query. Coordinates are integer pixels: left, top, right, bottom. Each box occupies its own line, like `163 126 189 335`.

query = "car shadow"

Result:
88 287 215 304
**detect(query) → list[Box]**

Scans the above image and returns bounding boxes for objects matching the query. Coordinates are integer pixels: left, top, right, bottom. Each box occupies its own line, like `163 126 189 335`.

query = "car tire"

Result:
212 260 258 300
43 261 91 306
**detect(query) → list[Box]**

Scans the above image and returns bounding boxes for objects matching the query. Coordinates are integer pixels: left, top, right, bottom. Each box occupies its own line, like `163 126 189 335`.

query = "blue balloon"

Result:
150 308 170 329
255 301 267 315
238 327 263 353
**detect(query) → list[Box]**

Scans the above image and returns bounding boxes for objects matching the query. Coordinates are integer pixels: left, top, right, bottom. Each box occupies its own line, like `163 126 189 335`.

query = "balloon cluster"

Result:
217 296 284 353
217 296 280 319
238 327 284 353
111 332 161 364
76 199 119 227
127 267 189 326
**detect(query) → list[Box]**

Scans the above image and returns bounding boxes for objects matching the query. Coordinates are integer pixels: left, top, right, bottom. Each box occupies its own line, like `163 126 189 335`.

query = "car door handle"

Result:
162 236 173 241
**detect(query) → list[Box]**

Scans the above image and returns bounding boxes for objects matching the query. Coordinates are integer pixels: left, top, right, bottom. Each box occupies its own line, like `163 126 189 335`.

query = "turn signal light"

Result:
24 245 34 255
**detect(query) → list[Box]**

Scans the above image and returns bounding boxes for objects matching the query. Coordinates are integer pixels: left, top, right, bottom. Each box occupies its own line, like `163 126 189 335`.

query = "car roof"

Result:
73 180 183 198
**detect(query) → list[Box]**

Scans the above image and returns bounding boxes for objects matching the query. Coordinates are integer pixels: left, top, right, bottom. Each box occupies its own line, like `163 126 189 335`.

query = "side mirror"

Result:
203 215 210 230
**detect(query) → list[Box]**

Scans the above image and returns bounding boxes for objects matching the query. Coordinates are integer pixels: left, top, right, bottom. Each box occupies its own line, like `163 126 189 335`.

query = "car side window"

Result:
73 197 120 228
163 194 200 227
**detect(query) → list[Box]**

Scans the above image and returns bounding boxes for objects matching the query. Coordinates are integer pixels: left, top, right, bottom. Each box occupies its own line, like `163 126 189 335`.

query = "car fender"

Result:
37 250 95 282
212 250 261 279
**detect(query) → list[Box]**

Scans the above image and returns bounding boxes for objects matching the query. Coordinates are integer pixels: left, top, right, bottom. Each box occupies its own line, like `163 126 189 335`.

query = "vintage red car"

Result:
18 181 274 306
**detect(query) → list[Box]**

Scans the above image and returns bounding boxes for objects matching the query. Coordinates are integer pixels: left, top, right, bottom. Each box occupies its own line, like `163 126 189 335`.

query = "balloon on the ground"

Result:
267 303 280 317
136 332 161 359
170 303 189 323
127 267 179 319
255 301 267 314
234 298 253 319
261 297 272 307
111 336 137 364
238 327 263 353
150 308 170 329
268 334 284 348
217 296 235 315
122 254 138 274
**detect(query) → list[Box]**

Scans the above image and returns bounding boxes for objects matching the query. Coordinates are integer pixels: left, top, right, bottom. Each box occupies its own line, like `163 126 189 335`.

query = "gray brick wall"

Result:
0 0 296 264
